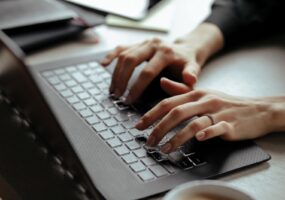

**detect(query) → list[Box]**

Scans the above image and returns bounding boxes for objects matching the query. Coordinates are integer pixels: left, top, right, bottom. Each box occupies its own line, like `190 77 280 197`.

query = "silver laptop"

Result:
0 31 270 200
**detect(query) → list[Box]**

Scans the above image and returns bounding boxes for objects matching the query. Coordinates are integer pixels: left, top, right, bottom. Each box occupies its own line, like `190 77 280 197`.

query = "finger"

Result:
160 115 213 153
196 121 233 141
101 45 128 66
125 51 169 104
146 100 211 147
182 62 200 86
136 90 205 130
114 44 156 97
160 77 192 96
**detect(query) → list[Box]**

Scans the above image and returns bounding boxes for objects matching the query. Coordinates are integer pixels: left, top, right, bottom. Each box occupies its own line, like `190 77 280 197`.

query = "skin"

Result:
102 22 285 154
136 89 285 153
101 23 224 103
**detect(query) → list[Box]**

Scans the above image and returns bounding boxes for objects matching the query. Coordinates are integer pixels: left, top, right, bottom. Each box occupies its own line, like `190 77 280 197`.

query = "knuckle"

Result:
124 54 137 64
140 68 155 79
170 106 184 118
159 99 171 110
115 45 124 52
207 96 222 107
151 37 161 44
158 45 174 55
189 121 203 133
191 90 205 98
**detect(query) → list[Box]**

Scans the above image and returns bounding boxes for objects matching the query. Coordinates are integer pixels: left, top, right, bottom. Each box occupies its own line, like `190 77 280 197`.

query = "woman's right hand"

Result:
101 23 224 103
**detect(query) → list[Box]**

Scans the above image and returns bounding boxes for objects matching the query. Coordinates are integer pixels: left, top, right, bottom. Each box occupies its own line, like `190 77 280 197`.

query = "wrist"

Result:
265 97 285 132
175 23 224 65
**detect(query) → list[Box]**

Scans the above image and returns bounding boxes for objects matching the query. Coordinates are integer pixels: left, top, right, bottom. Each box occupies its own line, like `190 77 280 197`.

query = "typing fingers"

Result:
136 90 204 130
160 115 213 153
111 44 156 97
101 45 129 66
146 100 211 147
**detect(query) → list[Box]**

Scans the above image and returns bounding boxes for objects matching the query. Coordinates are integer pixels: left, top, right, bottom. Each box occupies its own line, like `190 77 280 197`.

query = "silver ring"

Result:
203 114 215 126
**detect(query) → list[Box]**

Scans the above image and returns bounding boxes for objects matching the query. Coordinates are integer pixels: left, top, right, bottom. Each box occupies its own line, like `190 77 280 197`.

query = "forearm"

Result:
175 23 224 65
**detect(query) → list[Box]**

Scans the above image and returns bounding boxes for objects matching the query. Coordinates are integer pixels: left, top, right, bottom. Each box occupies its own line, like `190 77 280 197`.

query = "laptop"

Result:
0 31 271 200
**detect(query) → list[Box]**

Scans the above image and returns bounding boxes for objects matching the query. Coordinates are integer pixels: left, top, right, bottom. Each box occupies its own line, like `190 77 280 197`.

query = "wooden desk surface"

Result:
27 0 285 199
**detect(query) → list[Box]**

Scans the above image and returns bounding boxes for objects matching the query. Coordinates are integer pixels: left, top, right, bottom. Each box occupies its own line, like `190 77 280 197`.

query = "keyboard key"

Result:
162 164 178 174
97 111 110 120
133 149 147 158
60 90 73 98
141 157 157 166
79 109 93 118
138 170 155 181
107 138 122 148
59 74 71 81
54 83 66 91
177 157 194 169
42 71 54 77
122 120 135 129
114 145 130 156
90 105 103 113
111 125 125 135
71 86 84 93
48 76 60 85
101 99 114 108
130 161 146 173
118 133 133 142
65 66 77 73
108 107 119 115
104 118 117 127
93 123 107 132
73 102 86 111
85 115 99 125
67 96 79 104
129 129 142 137
97 82 108 90
65 80 77 87
149 165 168 177
84 98 96 106
82 82 94 89
122 153 137 164
126 140 141 150
77 64 88 70
89 88 100 95
89 62 99 68
72 72 87 83
78 92 90 100
188 154 206 166
99 130 114 140
115 113 129 122
54 69 65 75
90 75 103 84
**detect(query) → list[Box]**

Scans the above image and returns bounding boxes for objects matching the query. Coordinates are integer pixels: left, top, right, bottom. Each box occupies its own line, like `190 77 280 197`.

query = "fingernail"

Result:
161 143 172 154
135 120 143 129
146 135 156 147
196 132 205 140
100 59 108 65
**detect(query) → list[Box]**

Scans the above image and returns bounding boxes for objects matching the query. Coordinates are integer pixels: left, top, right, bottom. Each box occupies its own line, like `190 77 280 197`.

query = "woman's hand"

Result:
101 23 224 103
136 88 285 154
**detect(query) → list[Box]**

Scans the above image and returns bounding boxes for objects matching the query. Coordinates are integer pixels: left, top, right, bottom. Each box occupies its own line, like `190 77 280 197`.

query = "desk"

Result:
26 0 285 199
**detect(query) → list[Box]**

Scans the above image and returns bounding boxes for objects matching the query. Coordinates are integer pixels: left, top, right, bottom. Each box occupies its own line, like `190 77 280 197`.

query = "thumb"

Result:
160 77 192 96
182 63 200 86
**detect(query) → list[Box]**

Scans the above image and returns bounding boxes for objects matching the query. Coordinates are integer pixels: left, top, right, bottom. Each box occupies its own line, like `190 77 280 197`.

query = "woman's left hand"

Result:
136 83 284 154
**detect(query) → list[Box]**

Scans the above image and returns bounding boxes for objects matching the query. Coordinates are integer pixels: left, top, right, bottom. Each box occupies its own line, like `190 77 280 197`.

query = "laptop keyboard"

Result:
41 61 206 182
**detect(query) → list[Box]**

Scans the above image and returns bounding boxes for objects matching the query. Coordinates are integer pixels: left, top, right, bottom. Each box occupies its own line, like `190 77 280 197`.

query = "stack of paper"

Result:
106 0 175 33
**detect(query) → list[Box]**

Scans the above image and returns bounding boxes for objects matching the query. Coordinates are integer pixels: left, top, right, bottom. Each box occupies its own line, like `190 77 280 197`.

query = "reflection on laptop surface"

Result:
0 31 270 200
